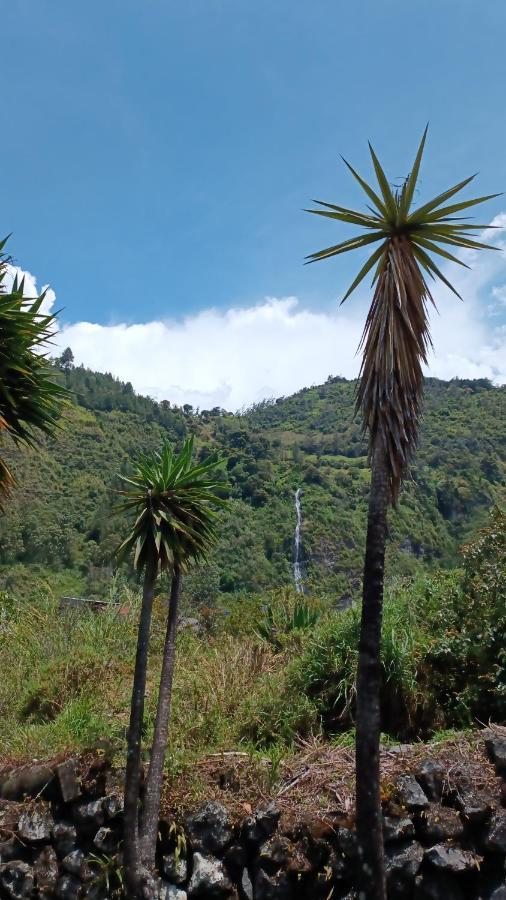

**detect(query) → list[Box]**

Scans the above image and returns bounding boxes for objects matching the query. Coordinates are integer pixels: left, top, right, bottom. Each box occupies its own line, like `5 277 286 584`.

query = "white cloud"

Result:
54 298 365 410
14 218 506 411
491 285 506 307
4 265 56 315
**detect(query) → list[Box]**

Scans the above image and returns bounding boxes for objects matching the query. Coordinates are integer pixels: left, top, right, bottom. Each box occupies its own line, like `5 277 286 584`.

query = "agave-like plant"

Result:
115 438 226 892
0 236 67 500
306 128 499 898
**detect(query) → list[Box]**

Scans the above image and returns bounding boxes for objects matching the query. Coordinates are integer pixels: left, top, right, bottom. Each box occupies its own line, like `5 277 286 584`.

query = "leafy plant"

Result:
87 852 124 899
0 236 68 500
254 590 323 649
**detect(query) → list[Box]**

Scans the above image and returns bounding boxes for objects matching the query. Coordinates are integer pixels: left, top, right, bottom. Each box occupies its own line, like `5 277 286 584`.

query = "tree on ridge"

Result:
115 437 226 895
306 127 499 897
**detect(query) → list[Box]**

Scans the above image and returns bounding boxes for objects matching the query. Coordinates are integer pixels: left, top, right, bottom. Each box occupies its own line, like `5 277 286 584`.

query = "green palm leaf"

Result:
306 128 499 501
0 237 69 504
115 438 227 575
305 231 385 264
399 124 428 217
368 143 397 219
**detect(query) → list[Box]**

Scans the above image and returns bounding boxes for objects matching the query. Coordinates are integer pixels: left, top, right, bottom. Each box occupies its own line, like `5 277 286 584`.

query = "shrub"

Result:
245 509 506 744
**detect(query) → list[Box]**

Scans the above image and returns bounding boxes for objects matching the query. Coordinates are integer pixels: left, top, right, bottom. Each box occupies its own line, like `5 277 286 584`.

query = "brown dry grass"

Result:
0 730 500 828
159 728 499 823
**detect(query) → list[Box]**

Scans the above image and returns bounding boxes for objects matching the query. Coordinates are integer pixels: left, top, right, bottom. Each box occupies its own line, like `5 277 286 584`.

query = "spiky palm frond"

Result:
306 128 500 501
0 237 69 501
115 437 227 574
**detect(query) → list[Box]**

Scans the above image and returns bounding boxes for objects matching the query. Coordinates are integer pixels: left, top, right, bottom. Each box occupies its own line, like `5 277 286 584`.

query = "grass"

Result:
0 513 504 799
0 585 285 767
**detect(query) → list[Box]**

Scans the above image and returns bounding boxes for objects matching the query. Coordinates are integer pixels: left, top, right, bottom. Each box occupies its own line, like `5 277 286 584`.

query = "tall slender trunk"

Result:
123 558 157 899
140 565 182 868
355 443 388 899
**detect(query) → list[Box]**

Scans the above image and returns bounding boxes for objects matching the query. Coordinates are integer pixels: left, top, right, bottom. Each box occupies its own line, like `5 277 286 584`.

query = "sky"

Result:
4 0 506 410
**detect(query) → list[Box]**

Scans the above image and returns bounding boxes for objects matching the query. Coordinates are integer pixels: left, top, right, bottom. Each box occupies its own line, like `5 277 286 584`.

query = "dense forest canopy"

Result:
0 360 504 606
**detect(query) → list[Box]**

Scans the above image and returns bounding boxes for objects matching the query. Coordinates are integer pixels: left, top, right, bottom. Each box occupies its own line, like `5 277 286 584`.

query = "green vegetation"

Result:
0 364 503 605
0 237 68 498
0 358 503 842
0 509 504 769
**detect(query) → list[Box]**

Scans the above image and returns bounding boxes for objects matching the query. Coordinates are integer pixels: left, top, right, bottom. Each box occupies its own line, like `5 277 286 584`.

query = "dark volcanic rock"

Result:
395 775 429 811
257 836 294 875
161 850 188 885
61 849 84 877
52 822 77 857
0 766 55 801
159 885 187 900
138 872 162 900
55 874 82 900
72 799 105 831
18 807 54 843
255 804 281 839
92 825 117 852
383 815 415 843
253 867 292 900
223 842 247 872
414 871 465 899
56 760 81 804
241 803 281 847
425 843 481 873
142 876 187 900
489 886 506 900
485 809 506 852
417 760 446 801
103 792 123 820
240 868 253 900
0 841 20 864
187 852 237 898
336 826 358 861
485 732 506 774
33 847 59 893
0 861 34 899
185 802 233 855
416 803 464 842
385 840 424 897
454 786 494 825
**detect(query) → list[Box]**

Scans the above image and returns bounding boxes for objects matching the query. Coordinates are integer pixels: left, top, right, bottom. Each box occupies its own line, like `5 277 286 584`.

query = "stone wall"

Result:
2 732 506 898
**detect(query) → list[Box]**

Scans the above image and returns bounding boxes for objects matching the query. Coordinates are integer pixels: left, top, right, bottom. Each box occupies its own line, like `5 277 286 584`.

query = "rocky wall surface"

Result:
2 733 506 898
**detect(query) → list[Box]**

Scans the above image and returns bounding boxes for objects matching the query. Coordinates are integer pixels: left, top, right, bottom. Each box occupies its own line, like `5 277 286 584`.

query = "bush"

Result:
245 509 506 743
244 581 432 744
426 506 506 724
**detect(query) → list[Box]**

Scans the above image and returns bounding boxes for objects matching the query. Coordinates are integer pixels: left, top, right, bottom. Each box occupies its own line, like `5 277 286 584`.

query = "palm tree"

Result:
306 128 498 897
0 236 67 500
115 438 226 894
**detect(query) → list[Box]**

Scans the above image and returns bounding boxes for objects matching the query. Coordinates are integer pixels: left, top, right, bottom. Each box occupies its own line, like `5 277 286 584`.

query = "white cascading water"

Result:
293 488 304 593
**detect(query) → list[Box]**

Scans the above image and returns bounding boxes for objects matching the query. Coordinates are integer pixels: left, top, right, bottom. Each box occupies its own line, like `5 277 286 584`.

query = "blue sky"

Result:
4 0 506 407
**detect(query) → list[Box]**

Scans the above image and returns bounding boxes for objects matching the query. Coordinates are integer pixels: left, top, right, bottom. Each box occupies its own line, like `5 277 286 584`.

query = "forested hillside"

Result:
0 363 504 607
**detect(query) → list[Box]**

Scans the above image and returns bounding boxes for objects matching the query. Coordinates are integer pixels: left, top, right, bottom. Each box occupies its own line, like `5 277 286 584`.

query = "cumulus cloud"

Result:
4 264 56 315
54 298 367 410
16 217 506 411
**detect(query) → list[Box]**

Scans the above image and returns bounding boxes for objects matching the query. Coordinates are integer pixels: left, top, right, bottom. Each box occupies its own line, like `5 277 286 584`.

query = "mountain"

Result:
0 364 504 607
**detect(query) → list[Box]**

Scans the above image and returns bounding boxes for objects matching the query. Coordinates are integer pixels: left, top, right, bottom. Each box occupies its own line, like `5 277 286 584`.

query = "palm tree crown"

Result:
116 437 226 572
0 237 68 499
306 127 500 501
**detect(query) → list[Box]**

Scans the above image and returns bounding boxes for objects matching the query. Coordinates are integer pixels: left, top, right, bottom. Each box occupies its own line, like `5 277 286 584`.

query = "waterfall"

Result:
293 488 304 593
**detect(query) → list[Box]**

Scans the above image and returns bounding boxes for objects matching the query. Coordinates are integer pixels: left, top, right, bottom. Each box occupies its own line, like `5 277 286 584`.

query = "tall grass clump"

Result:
243 580 432 745
0 589 139 757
